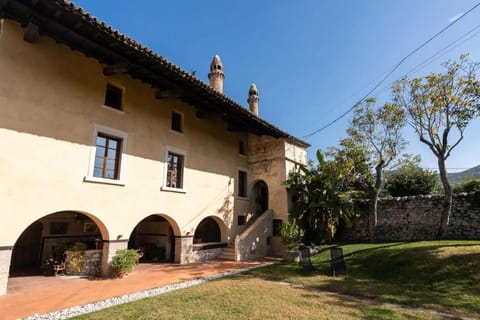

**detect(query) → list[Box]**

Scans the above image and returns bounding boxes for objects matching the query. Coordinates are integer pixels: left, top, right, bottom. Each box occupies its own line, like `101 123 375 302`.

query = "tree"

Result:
393 55 480 238
385 155 438 197
279 219 304 251
347 99 406 241
453 179 480 193
284 150 358 244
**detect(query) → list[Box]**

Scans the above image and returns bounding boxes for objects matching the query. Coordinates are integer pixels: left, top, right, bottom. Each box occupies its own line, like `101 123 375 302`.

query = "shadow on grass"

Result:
241 241 480 318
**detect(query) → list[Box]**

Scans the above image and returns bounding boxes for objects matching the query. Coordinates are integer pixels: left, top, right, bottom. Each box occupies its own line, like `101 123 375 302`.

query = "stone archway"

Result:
193 217 222 244
9 211 108 277
191 216 228 262
252 180 269 216
128 214 180 263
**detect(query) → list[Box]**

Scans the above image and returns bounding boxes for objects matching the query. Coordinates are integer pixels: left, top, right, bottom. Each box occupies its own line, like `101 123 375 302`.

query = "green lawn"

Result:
73 241 480 320
248 240 480 318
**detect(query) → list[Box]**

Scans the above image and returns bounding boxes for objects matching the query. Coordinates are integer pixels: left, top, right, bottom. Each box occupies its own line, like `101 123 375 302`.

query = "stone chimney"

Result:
208 54 225 93
247 83 259 116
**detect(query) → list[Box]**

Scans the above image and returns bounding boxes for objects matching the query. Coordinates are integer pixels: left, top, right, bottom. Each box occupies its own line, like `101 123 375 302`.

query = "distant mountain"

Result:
447 164 480 185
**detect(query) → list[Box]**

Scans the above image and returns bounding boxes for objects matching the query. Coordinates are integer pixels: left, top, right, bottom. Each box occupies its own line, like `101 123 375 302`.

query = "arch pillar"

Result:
0 247 13 295
174 235 193 264
101 240 128 277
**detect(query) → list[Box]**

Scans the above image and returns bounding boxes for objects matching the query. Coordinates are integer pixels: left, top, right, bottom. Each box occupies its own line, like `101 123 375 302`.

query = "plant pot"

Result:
282 250 301 263
115 269 126 278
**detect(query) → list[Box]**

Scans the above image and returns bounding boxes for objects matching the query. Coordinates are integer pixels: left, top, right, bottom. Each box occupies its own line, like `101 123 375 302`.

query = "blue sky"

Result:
73 0 480 172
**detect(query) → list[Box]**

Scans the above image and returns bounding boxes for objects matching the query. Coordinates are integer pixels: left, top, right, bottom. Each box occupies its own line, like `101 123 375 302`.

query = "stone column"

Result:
101 240 128 277
0 247 13 296
174 236 193 264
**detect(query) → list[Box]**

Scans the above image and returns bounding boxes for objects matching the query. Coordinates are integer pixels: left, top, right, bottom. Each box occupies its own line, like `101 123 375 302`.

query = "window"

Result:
94 133 122 179
104 83 123 110
238 170 247 198
237 215 246 226
239 140 246 155
85 125 128 186
166 152 184 189
171 111 183 133
273 219 283 236
50 222 68 235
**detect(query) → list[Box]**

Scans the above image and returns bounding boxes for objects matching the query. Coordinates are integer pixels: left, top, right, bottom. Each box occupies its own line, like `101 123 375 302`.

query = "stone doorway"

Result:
252 180 269 216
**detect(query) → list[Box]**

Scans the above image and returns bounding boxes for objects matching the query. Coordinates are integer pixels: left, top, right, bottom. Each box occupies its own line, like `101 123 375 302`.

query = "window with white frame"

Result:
85 125 127 185
93 133 121 179
163 146 187 191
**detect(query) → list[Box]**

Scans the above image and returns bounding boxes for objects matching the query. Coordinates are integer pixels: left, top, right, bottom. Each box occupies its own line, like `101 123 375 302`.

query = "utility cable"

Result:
301 1 480 139
372 22 480 100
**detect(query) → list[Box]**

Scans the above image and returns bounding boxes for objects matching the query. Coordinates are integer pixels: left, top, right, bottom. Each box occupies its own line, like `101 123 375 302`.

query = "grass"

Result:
74 277 443 320
73 240 480 319
247 240 480 318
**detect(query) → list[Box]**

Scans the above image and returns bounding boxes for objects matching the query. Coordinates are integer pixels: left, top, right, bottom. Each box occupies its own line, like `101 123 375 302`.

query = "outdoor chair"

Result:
53 262 65 276
330 247 347 276
299 245 315 273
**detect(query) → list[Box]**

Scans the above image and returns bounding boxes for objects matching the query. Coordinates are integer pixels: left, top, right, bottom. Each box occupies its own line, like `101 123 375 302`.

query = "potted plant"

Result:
280 219 304 262
111 249 139 278
41 257 57 276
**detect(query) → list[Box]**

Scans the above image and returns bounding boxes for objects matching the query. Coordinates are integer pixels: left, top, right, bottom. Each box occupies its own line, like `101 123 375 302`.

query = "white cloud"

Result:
448 13 463 24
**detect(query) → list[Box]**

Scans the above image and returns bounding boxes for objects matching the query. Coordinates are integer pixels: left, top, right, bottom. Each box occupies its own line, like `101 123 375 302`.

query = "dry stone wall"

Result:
341 191 480 241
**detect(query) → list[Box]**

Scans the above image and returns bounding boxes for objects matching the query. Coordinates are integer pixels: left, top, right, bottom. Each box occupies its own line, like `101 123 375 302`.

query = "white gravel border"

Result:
24 261 276 320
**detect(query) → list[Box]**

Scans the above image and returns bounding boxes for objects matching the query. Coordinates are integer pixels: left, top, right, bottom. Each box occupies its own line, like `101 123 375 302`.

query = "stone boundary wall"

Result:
340 191 480 241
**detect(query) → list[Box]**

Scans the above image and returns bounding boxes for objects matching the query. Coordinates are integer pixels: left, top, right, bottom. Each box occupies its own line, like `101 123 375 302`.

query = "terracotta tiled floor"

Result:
0 259 272 320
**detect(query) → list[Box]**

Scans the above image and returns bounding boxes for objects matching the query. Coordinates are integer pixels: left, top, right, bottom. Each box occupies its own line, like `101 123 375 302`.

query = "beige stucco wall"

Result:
0 20 251 246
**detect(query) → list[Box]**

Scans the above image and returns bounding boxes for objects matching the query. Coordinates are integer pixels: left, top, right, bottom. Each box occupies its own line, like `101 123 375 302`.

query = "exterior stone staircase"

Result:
217 244 236 260
217 209 274 261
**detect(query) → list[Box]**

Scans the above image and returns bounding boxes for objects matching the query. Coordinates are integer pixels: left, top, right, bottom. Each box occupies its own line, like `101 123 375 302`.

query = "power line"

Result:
372 22 480 99
302 1 480 139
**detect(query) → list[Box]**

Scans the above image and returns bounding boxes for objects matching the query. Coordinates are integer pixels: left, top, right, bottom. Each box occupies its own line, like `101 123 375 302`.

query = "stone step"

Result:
217 246 236 260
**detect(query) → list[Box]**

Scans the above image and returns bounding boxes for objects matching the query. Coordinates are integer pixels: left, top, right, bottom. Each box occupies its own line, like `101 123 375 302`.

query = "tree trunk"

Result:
369 162 385 242
437 157 452 238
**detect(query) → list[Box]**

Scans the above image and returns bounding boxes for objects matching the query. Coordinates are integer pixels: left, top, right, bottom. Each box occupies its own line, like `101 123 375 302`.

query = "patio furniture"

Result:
330 247 347 276
299 245 315 273
53 262 65 276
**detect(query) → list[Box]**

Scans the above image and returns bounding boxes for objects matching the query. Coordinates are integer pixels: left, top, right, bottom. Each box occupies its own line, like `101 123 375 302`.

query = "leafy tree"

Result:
386 167 438 197
284 150 357 244
453 179 480 193
346 99 406 241
279 219 304 251
393 55 480 237
385 155 438 197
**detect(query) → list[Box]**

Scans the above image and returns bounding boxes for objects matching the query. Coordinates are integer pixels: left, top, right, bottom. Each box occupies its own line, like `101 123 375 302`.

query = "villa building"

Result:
0 0 308 295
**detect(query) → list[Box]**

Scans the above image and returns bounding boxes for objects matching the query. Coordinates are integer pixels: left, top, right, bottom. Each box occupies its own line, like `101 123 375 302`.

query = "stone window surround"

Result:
84 124 128 186
161 145 187 193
